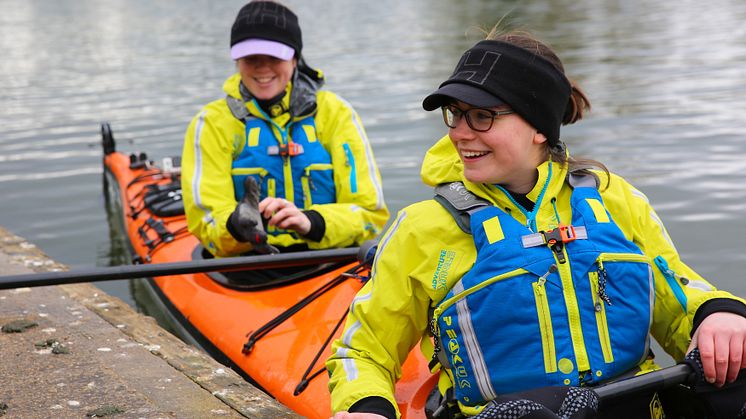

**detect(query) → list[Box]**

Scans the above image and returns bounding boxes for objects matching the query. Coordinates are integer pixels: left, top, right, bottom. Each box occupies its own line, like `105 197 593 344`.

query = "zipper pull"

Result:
654 255 690 285
536 264 558 286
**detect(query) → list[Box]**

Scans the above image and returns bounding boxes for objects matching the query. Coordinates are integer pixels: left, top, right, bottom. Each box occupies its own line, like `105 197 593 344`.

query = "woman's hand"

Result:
688 311 746 386
259 197 311 235
330 413 387 419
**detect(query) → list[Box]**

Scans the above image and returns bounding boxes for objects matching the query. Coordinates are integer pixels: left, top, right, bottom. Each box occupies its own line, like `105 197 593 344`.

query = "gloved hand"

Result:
680 348 746 419
227 176 279 255
475 386 599 419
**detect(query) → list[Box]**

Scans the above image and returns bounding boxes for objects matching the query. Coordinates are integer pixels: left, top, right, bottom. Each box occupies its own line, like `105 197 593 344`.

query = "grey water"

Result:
1 0 745 363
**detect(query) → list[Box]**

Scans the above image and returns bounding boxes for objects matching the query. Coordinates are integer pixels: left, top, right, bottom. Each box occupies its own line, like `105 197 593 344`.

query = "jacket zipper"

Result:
653 255 688 312
301 163 333 208
592 253 651 365
555 256 590 373
342 143 357 193
589 270 613 363
230 168 269 177
266 178 277 234
533 268 558 373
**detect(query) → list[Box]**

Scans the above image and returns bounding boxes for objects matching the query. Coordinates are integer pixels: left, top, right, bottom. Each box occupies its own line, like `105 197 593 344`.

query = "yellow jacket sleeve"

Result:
310 91 389 249
327 202 474 415
181 102 252 257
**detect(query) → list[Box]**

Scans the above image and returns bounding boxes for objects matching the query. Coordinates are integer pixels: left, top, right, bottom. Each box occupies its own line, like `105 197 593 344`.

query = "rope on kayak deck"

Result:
294 305 350 395
241 262 367 355
293 262 372 395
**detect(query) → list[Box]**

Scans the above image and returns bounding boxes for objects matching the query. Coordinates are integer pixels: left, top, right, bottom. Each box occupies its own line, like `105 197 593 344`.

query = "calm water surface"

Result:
1 0 745 341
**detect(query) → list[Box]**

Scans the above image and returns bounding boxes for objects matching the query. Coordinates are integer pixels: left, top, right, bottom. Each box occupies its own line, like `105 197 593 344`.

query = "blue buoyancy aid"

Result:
432 182 655 408
231 113 336 214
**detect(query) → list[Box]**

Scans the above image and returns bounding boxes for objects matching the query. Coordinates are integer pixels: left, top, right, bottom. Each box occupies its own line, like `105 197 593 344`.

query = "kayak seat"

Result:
193 245 357 291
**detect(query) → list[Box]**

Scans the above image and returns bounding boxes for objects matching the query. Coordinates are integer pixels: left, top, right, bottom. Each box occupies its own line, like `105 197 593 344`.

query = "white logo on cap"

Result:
452 51 502 85
244 2 287 29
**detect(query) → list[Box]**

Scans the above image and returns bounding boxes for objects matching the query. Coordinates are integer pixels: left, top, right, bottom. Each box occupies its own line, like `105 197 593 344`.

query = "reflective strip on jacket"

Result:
181 73 389 256
326 135 745 417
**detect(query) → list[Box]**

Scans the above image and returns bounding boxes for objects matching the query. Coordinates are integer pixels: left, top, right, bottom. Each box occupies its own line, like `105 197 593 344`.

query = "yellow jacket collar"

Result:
223 73 294 123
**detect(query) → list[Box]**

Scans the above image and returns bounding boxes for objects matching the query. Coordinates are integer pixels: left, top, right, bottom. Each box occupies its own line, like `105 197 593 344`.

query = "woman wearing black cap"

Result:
326 28 746 419
181 0 388 257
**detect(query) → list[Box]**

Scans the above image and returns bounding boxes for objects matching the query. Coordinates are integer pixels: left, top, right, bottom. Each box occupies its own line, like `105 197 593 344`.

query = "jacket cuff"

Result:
692 298 746 336
302 210 326 242
348 396 396 419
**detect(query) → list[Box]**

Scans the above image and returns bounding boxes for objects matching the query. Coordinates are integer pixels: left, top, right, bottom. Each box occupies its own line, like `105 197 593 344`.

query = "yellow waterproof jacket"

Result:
327 135 745 416
181 73 388 257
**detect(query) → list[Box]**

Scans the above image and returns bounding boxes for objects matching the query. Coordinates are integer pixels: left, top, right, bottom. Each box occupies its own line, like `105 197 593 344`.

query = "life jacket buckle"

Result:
543 223 577 245
268 142 304 157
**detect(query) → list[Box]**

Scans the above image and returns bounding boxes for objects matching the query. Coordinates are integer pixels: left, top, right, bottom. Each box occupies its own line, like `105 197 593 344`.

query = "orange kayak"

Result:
101 123 437 418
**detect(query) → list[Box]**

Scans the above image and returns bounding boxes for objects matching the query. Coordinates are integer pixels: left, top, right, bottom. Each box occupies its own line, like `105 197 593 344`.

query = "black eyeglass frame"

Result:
441 105 515 132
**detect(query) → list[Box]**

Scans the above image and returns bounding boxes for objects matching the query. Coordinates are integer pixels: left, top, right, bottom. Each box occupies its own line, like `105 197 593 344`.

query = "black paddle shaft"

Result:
593 363 695 402
0 247 359 290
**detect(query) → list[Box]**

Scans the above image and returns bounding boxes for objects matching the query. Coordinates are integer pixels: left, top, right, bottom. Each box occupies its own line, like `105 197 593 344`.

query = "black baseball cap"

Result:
422 40 571 145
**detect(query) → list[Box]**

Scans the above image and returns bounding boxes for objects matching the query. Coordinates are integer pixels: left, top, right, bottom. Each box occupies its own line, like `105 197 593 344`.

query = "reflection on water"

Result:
1 0 745 306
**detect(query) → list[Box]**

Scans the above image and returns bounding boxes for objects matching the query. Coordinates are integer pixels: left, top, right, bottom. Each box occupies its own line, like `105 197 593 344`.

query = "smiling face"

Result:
448 101 548 193
237 54 297 100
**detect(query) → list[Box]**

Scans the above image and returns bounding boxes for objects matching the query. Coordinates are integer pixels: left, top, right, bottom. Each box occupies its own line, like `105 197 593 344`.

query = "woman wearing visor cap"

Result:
326 27 746 419
181 0 388 257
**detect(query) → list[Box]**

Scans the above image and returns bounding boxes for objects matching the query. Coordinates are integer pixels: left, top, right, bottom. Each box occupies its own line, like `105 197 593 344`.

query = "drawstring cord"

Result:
495 162 553 233
251 98 294 150
551 197 561 226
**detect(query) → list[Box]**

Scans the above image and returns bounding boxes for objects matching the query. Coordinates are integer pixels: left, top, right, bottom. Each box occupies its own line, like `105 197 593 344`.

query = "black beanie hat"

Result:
230 1 302 55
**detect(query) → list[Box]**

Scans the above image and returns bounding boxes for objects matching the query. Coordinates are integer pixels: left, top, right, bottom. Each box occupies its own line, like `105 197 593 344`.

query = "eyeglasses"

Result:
441 105 515 132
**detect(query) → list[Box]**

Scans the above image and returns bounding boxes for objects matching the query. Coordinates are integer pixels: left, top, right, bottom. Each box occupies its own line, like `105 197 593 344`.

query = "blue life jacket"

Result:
432 177 654 408
227 95 336 237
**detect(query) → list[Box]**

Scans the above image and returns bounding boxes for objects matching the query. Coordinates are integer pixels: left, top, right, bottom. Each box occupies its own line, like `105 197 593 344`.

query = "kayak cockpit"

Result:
191 244 358 291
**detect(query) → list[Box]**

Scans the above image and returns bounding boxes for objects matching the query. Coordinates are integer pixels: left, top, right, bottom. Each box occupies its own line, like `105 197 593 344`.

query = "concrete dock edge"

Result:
0 226 301 418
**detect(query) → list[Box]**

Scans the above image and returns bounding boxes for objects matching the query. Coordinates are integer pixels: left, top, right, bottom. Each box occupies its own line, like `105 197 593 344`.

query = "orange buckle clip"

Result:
543 224 577 245
279 142 304 157
558 224 577 243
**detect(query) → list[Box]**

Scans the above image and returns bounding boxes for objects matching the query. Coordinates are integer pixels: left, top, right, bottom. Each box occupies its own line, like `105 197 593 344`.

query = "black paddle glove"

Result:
474 386 599 419
226 177 279 255
677 348 746 419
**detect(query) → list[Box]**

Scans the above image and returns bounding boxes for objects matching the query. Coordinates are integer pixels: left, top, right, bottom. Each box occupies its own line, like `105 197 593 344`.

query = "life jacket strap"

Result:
226 95 251 121
522 225 588 248
433 182 491 234
568 169 600 189
268 143 305 157
433 170 598 236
